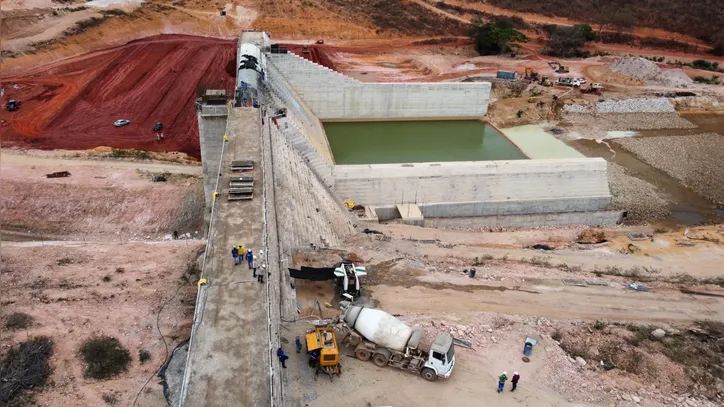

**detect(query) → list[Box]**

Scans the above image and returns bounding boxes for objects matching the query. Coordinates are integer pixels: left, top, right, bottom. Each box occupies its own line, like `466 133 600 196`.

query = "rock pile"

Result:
610 57 693 88
564 97 676 114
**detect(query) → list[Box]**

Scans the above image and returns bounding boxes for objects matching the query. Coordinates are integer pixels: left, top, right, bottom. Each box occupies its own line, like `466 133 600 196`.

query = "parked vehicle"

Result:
340 305 455 382
114 119 130 127
6 100 20 111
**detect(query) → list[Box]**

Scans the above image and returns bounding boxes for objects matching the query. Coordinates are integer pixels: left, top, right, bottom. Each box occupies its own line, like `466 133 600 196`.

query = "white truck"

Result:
340 305 455 381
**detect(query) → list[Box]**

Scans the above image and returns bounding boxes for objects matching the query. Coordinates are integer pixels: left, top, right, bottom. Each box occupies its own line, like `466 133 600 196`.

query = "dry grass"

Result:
79 336 131 380
4 312 33 331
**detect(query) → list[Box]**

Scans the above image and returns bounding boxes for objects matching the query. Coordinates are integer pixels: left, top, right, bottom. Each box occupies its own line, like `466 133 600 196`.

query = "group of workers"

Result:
231 243 267 283
497 371 521 392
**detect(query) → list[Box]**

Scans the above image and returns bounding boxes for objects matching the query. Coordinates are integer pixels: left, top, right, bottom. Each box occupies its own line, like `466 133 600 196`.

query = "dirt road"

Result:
372 223 724 278
0 150 202 174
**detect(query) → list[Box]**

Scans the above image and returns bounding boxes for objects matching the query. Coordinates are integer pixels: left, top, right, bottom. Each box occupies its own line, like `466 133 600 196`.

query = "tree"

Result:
573 24 595 41
546 25 591 57
608 12 637 34
470 17 527 56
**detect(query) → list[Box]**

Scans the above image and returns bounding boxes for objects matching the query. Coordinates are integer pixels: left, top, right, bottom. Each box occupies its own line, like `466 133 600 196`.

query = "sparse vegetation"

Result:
481 0 724 47
56 257 74 266
693 75 721 85
470 17 527 56
79 336 131 380
102 393 119 405
0 337 54 404
138 349 151 364
4 312 34 331
530 255 552 267
110 148 152 160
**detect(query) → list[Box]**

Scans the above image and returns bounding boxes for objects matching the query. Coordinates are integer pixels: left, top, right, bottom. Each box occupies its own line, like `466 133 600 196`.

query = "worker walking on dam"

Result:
251 256 258 278
237 243 245 255
277 347 289 369
497 371 508 393
231 246 240 265
511 372 520 391
245 249 254 268
257 264 266 283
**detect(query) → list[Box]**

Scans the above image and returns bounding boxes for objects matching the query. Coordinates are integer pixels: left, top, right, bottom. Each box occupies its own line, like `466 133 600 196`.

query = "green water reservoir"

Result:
323 120 527 165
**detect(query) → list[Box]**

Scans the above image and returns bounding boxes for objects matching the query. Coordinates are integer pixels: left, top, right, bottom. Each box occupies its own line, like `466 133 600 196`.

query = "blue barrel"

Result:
523 342 533 356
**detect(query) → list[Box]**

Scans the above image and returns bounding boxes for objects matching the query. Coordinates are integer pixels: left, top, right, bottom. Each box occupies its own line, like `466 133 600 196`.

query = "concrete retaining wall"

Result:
333 158 612 213
268 53 491 119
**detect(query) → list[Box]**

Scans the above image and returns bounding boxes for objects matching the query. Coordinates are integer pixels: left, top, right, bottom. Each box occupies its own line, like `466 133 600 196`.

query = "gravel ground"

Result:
563 112 696 131
616 133 724 204
607 162 670 223
610 57 693 88
564 98 676 114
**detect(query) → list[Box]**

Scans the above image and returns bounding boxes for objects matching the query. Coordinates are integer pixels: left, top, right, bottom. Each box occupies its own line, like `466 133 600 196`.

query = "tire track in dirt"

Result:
0 34 236 159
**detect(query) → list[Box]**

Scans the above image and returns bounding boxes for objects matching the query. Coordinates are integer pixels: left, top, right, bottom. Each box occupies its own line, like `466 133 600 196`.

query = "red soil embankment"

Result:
0 34 236 159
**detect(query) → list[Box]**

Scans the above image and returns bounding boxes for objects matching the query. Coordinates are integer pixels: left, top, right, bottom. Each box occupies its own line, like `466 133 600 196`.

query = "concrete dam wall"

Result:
268 53 491 120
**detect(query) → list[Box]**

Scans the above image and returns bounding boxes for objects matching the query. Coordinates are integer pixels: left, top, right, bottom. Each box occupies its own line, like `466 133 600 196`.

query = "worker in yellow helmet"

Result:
237 243 245 255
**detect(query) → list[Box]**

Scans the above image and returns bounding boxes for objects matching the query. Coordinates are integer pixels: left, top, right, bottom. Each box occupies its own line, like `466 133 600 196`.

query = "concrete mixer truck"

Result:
340 305 455 381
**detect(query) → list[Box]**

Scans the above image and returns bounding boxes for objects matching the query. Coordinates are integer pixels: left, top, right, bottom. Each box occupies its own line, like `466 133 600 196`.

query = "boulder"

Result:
576 356 587 367
651 328 666 339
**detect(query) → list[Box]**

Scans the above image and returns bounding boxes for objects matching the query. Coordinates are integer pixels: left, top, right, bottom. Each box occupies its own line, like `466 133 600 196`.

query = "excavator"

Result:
306 326 341 380
524 67 539 82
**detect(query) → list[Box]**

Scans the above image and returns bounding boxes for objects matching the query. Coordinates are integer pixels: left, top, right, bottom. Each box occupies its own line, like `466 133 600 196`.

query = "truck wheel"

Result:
355 348 371 361
421 368 437 382
372 353 388 367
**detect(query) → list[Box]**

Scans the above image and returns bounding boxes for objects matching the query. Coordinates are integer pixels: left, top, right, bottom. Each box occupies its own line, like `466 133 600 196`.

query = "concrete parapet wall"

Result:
333 158 611 211
268 53 491 119
424 210 625 229
197 112 227 212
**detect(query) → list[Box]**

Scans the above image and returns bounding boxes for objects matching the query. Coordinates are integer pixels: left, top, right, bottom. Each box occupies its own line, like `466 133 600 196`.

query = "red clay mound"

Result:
0 34 236 159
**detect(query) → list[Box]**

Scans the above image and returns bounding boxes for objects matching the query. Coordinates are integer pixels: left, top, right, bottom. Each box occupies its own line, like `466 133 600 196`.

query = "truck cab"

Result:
406 327 455 381
423 333 455 380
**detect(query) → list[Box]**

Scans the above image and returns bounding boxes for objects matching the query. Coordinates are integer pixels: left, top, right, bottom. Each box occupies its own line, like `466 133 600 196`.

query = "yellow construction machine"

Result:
306 326 341 380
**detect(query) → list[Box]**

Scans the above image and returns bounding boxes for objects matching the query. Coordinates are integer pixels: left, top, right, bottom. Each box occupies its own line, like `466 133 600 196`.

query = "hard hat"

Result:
513 372 519 375
259 250 264 255
253 256 257 260
247 249 251 252
502 371 507 375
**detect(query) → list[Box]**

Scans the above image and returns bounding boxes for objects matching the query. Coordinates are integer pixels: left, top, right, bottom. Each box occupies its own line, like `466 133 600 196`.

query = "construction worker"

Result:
497 371 508 393
277 347 288 369
295 336 302 353
511 372 520 391
237 243 245 255
231 246 240 265
308 350 319 369
245 249 254 269
257 264 266 283
251 256 258 277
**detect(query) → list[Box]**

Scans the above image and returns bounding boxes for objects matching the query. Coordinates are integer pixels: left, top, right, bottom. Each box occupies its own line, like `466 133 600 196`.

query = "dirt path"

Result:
0 150 202 175
408 0 470 24
372 223 724 278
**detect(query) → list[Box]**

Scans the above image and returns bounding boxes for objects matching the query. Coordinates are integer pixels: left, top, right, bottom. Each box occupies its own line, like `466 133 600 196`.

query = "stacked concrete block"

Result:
269 122 354 252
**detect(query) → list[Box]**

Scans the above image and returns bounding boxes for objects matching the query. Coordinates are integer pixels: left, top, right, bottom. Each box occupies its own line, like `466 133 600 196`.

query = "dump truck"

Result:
306 326 340 380
340 305 455 382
